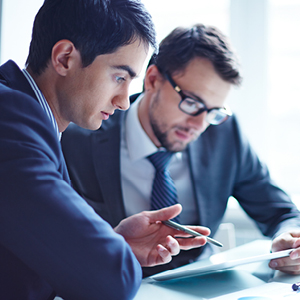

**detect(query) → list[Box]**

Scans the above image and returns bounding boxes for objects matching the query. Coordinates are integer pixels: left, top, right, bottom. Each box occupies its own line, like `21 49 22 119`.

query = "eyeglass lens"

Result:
205 109 228 125
179 98 228 125
179 97 205 114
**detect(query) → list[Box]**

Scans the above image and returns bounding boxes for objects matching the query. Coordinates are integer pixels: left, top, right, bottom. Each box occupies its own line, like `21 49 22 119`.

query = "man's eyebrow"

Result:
184 90 206 105
113 65 137 79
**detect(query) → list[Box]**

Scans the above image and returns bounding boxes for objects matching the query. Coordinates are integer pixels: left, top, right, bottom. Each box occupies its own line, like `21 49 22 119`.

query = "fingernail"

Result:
291 252 299 260
270 261 278 268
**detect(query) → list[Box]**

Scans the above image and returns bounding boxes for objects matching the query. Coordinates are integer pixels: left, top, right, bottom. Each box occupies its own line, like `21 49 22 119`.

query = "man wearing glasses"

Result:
62 24 300 277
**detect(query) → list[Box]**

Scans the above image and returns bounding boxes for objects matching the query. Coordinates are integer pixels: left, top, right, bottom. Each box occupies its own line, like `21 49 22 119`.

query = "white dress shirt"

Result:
121 94 198 225
22 69 61 141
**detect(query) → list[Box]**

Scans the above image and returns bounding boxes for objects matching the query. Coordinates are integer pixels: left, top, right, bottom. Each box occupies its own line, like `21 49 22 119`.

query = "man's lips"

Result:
174 125 203 141
101 111 113 120
174 128 193 140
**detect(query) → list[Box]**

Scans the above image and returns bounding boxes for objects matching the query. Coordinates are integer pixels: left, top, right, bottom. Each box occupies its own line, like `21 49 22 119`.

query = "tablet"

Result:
152 248 293 281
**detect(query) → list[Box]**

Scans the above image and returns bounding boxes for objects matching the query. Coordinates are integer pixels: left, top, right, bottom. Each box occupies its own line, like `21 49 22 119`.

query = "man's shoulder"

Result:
0 60 23 89
0 82 40 119
0 82 43 121
189 114 244 157
0 60 37 101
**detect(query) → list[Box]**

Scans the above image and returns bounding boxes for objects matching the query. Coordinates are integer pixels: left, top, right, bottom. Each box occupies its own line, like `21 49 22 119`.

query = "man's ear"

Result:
144 64 164 91
51 40 81 76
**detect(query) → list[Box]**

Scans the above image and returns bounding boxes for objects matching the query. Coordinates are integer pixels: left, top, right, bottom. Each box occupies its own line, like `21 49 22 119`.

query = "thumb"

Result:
147 204 182 223
291 232 300 239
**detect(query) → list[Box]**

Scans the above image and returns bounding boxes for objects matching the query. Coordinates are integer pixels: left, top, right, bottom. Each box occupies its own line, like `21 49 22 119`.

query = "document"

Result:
210 282 299 299
152 249 292 281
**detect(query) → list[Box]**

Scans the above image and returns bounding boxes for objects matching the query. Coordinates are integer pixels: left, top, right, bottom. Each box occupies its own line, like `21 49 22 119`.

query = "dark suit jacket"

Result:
0 61 142 300
62 93 300 277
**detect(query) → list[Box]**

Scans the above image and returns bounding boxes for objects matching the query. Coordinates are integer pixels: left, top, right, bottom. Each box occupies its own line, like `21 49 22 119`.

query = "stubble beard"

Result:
149 92 190 153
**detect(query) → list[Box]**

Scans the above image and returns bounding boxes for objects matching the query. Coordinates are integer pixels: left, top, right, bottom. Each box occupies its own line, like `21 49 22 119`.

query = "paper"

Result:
210 282 300 299
152 249 292 281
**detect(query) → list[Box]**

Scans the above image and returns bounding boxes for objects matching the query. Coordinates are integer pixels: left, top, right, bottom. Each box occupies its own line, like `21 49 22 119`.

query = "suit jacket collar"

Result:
188 127 221 229
0 60 70 184
91 110 127 227
89 94 142 226
0 60 37 100
90 92 161 226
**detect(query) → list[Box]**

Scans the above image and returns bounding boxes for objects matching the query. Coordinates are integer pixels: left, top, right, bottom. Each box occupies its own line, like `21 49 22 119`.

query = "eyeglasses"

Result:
165 73 232 125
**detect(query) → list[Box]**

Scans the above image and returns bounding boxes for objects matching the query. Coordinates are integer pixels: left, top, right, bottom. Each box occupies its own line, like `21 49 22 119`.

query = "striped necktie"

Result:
148 151 179 223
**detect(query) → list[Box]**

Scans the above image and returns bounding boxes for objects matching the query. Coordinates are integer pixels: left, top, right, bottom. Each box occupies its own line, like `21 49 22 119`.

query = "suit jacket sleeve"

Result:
188 114 300 239
221 116 300 237
0 87 142 299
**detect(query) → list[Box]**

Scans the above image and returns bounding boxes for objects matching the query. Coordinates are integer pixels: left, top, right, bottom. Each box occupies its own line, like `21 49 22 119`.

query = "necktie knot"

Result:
147 151 174 172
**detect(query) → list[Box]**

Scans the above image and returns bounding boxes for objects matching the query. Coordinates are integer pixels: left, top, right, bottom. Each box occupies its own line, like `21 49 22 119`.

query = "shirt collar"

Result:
22 69 61 140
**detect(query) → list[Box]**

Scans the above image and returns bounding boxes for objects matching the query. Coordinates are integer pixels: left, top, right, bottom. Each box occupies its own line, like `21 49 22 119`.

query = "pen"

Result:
292 282 300 291
162 219 223 247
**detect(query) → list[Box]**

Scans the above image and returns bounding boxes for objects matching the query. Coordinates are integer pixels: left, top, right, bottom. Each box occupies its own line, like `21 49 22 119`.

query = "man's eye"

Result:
184 98 205 109
116 76 126 83
184 98 198 107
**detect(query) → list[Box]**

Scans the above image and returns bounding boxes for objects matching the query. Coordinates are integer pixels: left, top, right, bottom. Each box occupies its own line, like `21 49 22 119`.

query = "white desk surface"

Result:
133 240 300 300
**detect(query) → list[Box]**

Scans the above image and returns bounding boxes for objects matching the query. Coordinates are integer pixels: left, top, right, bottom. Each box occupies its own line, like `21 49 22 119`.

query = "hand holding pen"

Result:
163 219 223 247
115 204 210 266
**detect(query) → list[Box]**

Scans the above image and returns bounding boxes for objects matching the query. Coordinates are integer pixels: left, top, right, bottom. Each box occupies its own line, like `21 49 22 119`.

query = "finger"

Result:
290 232 300 239
186 225 211 236
269 256 300 269
292 238 300 249
272 233 300 252
156 244 172 265
289 248 300 260
153 237 181 266
177 236 207 250
146 204 182 223
164 235 180 256
268 262 300 275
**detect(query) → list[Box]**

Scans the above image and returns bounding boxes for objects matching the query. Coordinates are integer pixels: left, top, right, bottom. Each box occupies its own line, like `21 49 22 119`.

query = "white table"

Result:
133 240 300 299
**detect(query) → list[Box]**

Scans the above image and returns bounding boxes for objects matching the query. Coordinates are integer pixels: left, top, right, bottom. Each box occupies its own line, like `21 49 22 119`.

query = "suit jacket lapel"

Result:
91 112 127 227
188 136 211 227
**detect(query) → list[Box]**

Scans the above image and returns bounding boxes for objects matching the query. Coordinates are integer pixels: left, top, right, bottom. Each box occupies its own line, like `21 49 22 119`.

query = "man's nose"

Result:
112 88 130 111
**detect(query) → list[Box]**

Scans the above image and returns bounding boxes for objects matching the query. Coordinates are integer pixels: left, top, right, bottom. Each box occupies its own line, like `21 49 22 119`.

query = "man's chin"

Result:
166 141 189 152
92 120 103 130
79 120 103 131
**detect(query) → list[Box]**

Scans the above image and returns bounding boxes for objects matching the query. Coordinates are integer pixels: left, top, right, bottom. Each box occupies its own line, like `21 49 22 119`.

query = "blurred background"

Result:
2 0 300 249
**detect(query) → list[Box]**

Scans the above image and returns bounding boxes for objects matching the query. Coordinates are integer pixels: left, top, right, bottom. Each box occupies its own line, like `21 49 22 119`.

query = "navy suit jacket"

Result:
62 93 300 277
0 61 142 300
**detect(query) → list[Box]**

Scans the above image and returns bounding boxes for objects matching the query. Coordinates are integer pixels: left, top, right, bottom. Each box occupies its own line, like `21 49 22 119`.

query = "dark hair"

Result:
149 24 242 85
26 0 157 75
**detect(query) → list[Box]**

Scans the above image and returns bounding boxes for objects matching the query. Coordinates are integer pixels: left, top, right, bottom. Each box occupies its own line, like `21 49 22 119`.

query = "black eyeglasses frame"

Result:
164 72 232 124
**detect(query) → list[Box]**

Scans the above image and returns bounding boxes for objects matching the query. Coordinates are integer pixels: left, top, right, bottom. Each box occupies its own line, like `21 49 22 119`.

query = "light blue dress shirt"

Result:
121 94 198 225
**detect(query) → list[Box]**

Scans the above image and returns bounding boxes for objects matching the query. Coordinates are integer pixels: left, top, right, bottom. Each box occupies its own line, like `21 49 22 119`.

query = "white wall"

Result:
2 0 300 245
0 0 43 67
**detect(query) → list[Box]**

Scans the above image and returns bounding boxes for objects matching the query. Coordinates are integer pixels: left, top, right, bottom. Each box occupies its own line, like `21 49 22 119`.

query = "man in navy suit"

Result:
0 2 211 299
62 24 300 277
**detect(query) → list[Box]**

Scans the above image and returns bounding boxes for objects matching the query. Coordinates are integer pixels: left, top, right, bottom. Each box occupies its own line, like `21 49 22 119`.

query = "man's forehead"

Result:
109 40 149 72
